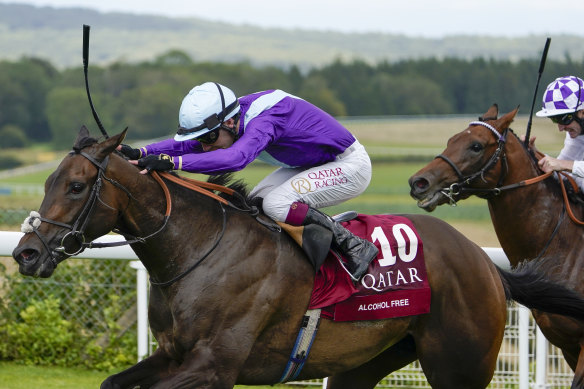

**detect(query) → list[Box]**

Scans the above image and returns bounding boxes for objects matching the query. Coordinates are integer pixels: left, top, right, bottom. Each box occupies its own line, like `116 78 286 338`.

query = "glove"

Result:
119 144 142 160
137 154 175 172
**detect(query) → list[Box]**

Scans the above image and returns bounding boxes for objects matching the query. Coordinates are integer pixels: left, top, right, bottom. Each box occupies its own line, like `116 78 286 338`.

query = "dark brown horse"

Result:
12 126 584 389
409 104 584 388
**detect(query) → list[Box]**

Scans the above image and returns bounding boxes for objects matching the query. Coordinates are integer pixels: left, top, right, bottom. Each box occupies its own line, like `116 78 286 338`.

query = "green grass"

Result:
0 361 114 389
0 361 296 389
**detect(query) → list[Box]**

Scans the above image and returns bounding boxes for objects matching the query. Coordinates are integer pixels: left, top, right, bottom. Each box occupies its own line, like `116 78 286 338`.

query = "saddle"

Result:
277 211 358 271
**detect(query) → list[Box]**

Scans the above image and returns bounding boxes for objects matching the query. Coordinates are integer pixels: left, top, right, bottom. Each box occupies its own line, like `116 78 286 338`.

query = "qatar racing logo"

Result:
290 167 348 194
290 177 312 194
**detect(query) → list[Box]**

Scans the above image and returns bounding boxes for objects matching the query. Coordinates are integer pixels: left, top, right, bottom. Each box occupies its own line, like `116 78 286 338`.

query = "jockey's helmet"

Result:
175 82 240 141
536 75 584 117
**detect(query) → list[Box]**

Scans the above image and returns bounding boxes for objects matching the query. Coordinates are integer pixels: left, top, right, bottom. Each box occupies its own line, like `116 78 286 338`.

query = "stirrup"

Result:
332 211 358 223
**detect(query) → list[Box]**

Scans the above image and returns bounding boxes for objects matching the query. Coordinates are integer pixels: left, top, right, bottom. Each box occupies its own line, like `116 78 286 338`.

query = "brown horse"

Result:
12 126 584 389
409 104 584 388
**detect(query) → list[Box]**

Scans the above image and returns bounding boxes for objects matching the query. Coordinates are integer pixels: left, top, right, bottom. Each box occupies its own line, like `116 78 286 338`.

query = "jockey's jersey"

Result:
144 89 357 174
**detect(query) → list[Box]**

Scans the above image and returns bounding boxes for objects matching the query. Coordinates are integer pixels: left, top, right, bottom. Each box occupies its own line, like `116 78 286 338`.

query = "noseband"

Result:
435 120 509 205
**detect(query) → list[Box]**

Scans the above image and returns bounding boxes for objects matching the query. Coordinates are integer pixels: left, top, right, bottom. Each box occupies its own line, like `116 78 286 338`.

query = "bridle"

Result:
21 148 267 287
434 118 584 260
436 119 570 207
435 119 512 205
21 150 167 267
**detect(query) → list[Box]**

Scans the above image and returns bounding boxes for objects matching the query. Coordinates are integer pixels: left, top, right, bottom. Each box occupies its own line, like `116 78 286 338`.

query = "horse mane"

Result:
170 172 256 210
507 128 540 165
207 173 251 200
73 136 99 152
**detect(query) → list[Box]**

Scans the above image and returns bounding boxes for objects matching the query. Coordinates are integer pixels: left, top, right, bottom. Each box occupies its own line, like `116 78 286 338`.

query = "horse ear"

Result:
496 106 520 130
482 104 499 120
74 125 91 148
96 127 129 160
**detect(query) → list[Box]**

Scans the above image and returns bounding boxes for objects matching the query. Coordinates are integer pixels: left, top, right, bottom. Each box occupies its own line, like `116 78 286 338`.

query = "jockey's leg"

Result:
285 201 378 281
252 141 376 280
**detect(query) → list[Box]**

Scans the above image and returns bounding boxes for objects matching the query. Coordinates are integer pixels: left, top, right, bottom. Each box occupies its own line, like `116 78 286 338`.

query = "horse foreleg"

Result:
326 336 417 389
100 349 177 389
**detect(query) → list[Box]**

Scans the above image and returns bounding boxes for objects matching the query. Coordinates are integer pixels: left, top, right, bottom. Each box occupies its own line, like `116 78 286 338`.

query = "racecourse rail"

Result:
0 231 557 388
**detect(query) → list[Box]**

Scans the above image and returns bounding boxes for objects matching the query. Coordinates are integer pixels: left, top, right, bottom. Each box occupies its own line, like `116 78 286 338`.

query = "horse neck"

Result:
108 160 231 279
107 159 169 236
487 135 566 266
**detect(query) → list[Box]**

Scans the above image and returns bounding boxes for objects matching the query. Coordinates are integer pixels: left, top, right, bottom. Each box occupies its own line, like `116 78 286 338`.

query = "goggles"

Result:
194 128 220 144
550 113 576 125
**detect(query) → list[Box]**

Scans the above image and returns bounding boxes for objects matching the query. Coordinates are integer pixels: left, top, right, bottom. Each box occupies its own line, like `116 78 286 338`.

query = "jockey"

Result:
118 81 378 281
531 75 584 191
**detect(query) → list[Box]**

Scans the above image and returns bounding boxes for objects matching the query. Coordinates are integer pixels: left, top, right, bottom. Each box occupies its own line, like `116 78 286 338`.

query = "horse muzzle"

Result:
409 175 447 211
12 240 68 278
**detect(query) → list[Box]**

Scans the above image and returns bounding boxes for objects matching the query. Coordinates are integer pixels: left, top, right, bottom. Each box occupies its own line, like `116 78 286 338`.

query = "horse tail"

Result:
496 262 584 321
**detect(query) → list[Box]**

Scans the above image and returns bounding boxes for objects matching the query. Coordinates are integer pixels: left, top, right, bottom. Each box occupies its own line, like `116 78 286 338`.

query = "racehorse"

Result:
409 104 584 388
12 126 584 389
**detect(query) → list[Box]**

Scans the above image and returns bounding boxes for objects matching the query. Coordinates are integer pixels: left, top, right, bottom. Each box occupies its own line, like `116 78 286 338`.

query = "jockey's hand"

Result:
132 154 174 174
538 156 573 173
117 144 142 160
519 135 538 153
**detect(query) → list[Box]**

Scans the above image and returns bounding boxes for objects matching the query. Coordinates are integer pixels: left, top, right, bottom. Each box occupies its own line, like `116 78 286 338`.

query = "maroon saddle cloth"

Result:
308 214 431 321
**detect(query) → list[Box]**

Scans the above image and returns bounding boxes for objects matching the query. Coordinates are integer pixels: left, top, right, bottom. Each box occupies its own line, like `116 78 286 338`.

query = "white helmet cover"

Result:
536 75 584 117
175 82 240 141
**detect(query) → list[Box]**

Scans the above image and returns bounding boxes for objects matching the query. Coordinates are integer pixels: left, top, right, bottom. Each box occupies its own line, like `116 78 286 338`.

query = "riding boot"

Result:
286 202 378 281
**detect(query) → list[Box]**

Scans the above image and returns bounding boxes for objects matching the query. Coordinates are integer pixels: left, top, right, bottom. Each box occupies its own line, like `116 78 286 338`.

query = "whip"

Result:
524 37 551 148
83 24 109 139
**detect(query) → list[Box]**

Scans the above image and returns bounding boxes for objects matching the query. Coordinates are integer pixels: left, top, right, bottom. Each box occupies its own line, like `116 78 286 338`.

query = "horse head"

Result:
12 126 128 277
409 104 521 211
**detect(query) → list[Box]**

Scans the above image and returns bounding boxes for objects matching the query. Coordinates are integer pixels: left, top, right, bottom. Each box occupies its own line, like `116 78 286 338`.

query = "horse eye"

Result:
470 143 483 153
70 182 85 194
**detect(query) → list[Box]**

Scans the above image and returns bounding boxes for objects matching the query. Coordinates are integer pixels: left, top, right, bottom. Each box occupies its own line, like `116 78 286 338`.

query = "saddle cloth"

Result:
307 214 431 321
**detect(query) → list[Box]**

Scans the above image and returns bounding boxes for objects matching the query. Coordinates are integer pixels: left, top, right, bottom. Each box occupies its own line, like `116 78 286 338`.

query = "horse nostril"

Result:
412 177 429 192
15 248 38 264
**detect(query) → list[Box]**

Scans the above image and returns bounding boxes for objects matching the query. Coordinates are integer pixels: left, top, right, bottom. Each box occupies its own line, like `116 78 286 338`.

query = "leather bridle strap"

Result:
157 171 259 215
557 171 584 225
496 171 553 191
533 148 584 226
435 154 464 180
157 171 230 205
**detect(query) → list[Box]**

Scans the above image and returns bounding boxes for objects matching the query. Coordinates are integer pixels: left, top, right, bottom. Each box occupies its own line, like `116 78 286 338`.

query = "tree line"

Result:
1 50 583 149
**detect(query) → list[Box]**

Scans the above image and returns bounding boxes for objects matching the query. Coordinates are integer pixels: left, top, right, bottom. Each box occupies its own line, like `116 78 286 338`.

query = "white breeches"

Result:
249 141 372 222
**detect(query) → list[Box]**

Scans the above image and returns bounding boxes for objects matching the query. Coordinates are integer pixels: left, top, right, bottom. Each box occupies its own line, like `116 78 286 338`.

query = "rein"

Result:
557 171 584 225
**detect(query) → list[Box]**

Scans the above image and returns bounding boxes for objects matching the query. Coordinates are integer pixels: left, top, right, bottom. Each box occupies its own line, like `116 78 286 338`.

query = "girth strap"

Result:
279 308 322 383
